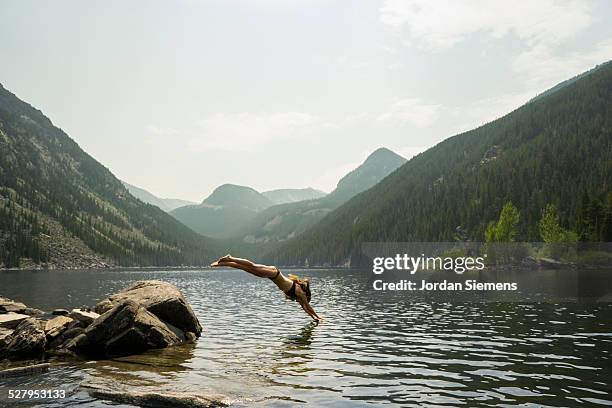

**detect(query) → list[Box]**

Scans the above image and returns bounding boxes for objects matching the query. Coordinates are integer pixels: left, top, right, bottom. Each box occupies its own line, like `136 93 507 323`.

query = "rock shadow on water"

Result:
84 342 198 385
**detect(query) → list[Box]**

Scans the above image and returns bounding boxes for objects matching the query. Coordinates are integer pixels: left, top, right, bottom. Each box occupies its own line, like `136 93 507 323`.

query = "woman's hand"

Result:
296 288 323 321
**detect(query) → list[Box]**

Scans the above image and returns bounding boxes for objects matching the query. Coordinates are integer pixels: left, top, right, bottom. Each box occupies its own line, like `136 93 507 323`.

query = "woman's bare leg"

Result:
211 256 278 278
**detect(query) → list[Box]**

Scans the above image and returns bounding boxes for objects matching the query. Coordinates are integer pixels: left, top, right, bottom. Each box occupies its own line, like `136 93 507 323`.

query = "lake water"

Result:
1 268 611 407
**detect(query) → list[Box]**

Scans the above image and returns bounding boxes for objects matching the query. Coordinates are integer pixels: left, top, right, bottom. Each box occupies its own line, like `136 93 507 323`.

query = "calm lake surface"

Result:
1 268 611 407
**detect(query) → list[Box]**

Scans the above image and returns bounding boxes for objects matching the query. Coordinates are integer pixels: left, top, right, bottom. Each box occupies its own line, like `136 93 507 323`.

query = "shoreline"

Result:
0 265 355 272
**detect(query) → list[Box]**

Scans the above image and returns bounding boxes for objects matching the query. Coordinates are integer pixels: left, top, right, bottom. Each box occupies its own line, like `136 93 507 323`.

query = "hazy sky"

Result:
1 1 611 201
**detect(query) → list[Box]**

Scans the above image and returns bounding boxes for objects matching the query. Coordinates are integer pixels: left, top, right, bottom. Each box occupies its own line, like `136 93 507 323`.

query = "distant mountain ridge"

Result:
263 188 326 204
231 148 406 245
0 83 217 268
170 184 275 238
122 181 195 212
171 149 405 242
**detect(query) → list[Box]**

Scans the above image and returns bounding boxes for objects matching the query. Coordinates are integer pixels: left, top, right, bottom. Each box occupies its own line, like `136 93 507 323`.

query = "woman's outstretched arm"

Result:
295 287 323 321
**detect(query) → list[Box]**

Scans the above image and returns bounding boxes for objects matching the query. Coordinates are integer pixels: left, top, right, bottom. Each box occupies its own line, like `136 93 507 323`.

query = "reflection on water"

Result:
0 268 611 407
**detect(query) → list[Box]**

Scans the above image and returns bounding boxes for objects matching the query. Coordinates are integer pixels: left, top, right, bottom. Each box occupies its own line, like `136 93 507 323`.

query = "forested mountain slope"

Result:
269 62 612 266
0 84 217 268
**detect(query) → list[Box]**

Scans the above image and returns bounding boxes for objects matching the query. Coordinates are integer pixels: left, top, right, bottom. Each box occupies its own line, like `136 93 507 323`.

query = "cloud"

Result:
379 0 593 50
379 0 605 95
190 111 319 152
377 98 442 128
512 38 612 88
449 91 535 133
311 160 360 193
146 125 178 136
396 145 428 159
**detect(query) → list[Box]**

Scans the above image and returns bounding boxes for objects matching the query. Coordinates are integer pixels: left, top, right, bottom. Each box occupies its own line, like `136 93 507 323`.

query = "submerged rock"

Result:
0 318 46 358
82 383 228 408
94 280 202 336
52 308 70 316
66 299 185 356
0 363 50 378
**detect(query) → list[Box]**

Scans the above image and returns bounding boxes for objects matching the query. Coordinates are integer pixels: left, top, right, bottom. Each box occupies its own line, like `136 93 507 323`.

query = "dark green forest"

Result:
268 62 612 266
0 84 218 268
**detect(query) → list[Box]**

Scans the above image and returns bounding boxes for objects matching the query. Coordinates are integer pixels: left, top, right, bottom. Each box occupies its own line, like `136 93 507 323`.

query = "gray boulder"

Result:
0 318 46 358
0 297 43 316
94 280 201 336
44 316 74 340
0 297 28 314
48 323 86 350
66 299 185 356
69 309 99 325
0 313 30 329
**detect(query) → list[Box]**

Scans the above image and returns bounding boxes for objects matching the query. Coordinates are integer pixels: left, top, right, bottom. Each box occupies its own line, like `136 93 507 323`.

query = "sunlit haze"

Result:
1 0 611 201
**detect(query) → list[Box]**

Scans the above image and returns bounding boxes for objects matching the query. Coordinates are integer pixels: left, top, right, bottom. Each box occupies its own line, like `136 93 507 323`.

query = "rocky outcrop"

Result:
0 297 43 316
66 299 186 356
0 280 201 361
44 316 74 340
0 318 46 358
69 309 99 325
0 313 30 329
94 280 202 335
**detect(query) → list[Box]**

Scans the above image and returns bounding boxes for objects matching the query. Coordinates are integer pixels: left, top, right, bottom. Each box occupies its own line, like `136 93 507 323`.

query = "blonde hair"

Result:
287 274 308 285
287 274 311 301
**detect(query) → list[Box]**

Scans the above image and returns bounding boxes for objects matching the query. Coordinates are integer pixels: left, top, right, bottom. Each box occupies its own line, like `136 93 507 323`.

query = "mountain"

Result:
121 181 195 212
268 62 612 266
263 188 326 204
327 147 407 203
170 184 275 238
232 148 406 244
0 83 217 268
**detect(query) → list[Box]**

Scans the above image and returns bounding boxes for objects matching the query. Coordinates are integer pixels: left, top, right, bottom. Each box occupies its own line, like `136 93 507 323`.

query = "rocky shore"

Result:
0 280 202 360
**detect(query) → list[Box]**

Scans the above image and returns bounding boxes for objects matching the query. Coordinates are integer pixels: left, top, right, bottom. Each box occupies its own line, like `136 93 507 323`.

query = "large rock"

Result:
0 297 43 316
94 281 202 336
0 318 46 358
69 309 99 325
0 328 11 347
0 297 28 314
66 299 185 356
0 313 30 329
45 316 74 340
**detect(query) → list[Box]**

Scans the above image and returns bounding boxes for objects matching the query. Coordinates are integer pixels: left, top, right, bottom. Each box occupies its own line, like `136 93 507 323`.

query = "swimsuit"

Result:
269 269 298 301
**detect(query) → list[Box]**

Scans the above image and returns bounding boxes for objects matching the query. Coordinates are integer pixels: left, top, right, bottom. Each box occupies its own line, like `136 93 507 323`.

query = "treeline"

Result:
486 196 612 244
0 200 49 267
